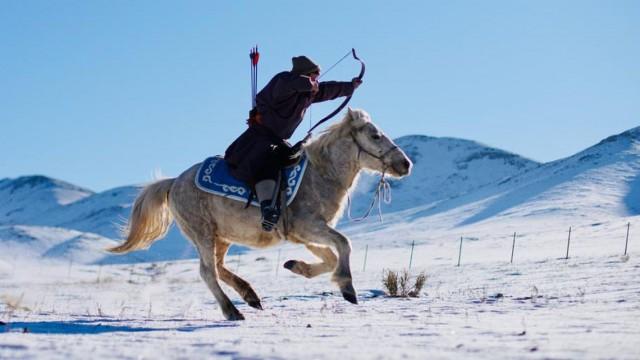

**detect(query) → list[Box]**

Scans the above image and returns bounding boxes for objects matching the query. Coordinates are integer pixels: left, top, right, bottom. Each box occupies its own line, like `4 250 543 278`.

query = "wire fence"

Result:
230 220 633 275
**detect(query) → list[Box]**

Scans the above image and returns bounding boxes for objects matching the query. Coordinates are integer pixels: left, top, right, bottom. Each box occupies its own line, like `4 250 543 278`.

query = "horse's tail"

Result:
108 178 175 254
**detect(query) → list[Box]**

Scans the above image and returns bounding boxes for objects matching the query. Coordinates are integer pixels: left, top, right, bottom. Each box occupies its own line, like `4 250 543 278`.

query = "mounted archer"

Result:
108 47 412 321
225 52 363 231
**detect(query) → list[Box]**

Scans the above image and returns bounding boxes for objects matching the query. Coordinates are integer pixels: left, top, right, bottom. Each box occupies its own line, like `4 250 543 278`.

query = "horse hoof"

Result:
342 291 358 304
283 260 296 270
248 299 263 310
224 311 245 321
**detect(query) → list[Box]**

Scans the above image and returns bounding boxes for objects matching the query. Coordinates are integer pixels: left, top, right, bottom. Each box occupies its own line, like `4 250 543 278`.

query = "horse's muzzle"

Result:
391 158 412 177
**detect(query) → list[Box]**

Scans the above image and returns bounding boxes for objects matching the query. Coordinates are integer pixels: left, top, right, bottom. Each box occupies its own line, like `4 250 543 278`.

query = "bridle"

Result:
346 129 399 222
349 131 399 171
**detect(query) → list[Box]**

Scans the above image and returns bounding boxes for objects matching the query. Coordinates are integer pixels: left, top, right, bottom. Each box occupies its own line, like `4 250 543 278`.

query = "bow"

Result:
307 48 365 134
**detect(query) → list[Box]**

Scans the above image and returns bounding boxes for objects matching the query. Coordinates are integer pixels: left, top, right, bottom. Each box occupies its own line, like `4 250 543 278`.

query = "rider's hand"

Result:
289 134 311 159
352 77 362 89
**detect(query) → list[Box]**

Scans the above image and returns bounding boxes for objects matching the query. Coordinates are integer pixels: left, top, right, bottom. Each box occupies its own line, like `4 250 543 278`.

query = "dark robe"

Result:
225 72 354 184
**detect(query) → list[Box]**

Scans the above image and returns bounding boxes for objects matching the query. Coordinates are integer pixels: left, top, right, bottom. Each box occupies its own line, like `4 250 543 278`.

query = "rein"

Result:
346 172 392 222
346 131 397 222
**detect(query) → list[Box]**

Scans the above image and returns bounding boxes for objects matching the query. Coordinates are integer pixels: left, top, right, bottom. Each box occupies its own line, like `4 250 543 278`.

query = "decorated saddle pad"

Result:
195 155 309 207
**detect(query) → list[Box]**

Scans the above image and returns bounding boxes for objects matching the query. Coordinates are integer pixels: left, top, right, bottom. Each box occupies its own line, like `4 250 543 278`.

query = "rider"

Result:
225 55 362 232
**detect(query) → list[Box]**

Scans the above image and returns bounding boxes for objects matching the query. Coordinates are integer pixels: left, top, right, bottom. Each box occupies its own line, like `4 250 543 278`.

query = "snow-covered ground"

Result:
2 126 640 359
1 217 638 359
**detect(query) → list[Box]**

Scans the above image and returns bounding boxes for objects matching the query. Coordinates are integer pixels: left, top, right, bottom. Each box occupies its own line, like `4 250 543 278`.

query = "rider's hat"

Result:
291 56 320 75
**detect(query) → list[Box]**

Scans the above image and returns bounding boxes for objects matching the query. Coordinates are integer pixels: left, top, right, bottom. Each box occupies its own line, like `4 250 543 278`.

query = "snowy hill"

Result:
343 126 640 248
36 185 141 238
0 175 93 225
349 135 540 215
429 125 640 226
454 126 640 224
0 180 198 265
0 225 119 264
2 127 640 264
0 224 197 265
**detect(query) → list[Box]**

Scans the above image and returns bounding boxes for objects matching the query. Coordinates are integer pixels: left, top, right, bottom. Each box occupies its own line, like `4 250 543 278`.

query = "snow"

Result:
348 135 540 217
0 240 638 359
0 180 197 265
0 176 93 225
1 126 640 359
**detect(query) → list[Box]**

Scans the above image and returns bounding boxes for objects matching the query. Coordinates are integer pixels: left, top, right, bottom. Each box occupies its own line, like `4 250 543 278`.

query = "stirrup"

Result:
260 202 280 232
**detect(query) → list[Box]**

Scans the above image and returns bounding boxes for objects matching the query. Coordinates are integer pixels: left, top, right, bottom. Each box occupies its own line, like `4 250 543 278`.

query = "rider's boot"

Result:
256 179 280 232
259 200 280 232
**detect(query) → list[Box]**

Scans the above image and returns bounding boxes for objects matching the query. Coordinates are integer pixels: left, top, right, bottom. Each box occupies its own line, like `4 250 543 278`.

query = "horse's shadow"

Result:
5 318 238 335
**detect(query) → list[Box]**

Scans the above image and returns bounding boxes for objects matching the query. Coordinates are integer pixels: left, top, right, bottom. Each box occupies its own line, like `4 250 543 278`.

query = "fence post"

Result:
409 240 415 269
236 252 242 272
275 249 281 277
362 244 368 272
565 226 572 260
457 236 463 267
510 232 516 264
625 222 630 256
97 264 103 284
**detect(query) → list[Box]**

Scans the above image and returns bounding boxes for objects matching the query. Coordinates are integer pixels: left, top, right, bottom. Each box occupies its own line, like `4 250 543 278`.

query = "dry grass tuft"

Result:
382 270 399 296
382 269 427 297
1 294 30 312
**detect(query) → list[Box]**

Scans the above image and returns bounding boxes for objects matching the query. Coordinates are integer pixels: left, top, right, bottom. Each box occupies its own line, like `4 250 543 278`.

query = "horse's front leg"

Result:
294 225 357 304
283 242 338 278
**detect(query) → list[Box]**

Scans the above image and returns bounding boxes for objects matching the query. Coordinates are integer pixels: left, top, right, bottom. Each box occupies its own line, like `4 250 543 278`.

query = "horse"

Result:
108 108 412 320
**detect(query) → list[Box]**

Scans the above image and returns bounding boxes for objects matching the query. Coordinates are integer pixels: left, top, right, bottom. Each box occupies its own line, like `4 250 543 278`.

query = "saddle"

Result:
194 155 308 207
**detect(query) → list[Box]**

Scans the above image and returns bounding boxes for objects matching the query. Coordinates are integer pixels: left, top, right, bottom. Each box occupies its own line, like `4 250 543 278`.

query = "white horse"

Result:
109 108 412 320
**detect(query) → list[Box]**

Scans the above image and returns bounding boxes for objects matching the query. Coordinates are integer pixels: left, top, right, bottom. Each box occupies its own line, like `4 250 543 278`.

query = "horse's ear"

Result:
347 107 360 123
347 108 366 127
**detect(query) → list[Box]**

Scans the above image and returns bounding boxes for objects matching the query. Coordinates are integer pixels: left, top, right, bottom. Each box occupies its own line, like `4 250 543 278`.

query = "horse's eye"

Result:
371 133 381 140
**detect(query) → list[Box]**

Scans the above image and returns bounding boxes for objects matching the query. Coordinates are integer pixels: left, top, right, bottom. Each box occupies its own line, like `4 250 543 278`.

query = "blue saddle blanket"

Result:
195 155 309 207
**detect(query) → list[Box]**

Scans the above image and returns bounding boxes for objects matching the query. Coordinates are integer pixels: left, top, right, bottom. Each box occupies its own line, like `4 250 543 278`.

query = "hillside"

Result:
349 135 540 217
2 127 640 264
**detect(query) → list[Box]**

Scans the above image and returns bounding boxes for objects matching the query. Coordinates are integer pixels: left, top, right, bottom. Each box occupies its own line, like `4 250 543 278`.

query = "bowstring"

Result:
307 49 352 132
319 49 352 80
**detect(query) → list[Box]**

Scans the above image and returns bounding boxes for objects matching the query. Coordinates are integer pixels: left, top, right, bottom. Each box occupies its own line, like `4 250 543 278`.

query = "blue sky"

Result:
1 1 638 191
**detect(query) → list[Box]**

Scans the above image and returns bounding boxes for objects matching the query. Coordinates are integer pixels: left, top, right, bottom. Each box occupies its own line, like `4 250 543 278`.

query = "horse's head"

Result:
345 108 412 178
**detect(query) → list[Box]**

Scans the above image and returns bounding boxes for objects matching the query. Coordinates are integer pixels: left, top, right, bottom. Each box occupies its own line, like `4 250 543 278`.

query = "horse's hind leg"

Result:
215 240 263 310
284 243 337 278
189 230 244 321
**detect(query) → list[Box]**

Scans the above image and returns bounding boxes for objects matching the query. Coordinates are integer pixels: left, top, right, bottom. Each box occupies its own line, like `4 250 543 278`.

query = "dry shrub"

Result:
409 272 427 297
382 270 398 296
1 294 30 312
382 269 427 297
1 293 29 327
398 270 410 297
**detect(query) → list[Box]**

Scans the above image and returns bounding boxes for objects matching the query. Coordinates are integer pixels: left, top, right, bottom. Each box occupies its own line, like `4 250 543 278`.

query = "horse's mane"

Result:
304 109 370 180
